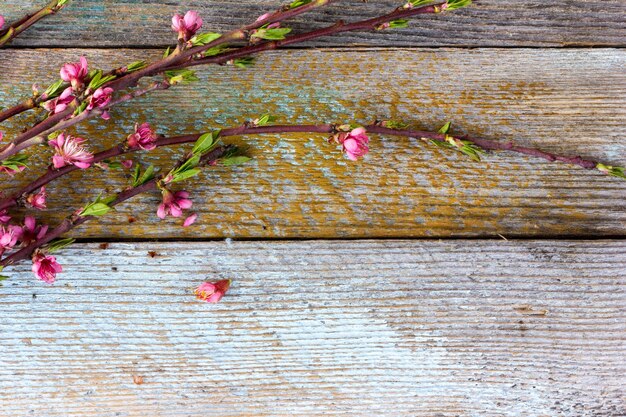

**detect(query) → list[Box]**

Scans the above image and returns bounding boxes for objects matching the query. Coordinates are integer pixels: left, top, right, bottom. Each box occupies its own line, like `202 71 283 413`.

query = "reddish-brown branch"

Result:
0 121 611 214
0 0 69 47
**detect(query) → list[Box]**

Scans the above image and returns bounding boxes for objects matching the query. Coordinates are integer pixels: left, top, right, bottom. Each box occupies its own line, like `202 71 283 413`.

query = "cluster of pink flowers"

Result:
49 133 94 169
0 211 61 283
40 56 115 121
172 10 203 41
127 123 158 150
332 127 370 161
195 279 231 303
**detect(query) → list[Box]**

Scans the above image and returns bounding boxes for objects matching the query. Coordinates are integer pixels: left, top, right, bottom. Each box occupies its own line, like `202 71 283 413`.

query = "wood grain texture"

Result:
1 0 625 47
1 48 625 239
0 240 624 416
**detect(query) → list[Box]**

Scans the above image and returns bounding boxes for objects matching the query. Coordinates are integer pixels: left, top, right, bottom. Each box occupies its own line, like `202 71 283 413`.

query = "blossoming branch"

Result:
0 0 471 163
1 115 623 284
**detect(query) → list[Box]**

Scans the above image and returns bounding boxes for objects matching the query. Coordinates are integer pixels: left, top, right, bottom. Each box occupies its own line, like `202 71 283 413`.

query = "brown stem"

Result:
1 120 611 214
174 3 446 69
106 0 333 92
0 99 36 123
0 0 69 47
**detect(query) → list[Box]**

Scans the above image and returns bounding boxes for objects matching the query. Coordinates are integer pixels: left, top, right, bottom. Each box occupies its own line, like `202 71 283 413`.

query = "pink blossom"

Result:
31 251 62 284
127 122 157 151
60 56 88 90
25 187 47 210
0 15 4 30
255 12 272 22
121 160 134 169
183 213 198 227
172 11 203 41
195 279 231 303
42 87 75 114
0 225 21 256
0 210 10 224
20 216 48 245
49 133 94 169
337 127 370 161
87 87 114 120
157 189 193 219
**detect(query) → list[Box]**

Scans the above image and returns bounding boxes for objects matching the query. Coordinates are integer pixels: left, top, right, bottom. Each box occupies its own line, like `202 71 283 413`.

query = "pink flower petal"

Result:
183 213 198 227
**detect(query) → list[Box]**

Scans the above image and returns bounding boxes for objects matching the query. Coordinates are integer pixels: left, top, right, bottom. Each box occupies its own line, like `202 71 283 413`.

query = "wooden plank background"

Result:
1 48 625 238
2 0 626 47
0 241 625 416
0 1 625 416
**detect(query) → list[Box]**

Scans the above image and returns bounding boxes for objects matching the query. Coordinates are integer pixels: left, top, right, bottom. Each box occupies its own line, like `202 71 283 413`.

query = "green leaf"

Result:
251 27 292 41
289 0 312 8
170 168 201 183
387 19 409 29
42 79 66 100
429 139 453 149
46 238 76 253
254 113 275 126
73 101 88 116
438 122 452 135
0 275 9 282
191 131 219 155
163 46 172 58
132 164 156 187
233 57 255 69
596 164 625 179
0 154 29 171
80 202 113 217
164 69 199 84
409 0 433 7
101 160 123 170
203 44 229 57
126 61 147 72
190 32 222 46
445 0 472 11
131 163 141 185
459 141 485 162
177 154 201 173
87 70 102 90
222 156 252 166
88 72 116 90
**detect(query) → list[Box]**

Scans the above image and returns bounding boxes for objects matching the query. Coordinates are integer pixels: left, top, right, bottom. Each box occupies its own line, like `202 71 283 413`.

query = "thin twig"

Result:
0 0 69 47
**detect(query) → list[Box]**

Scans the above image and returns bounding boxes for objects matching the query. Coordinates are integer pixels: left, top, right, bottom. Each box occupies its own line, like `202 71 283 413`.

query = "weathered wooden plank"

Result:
0 240 624 416
1 0 625 47
1 48 625 239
